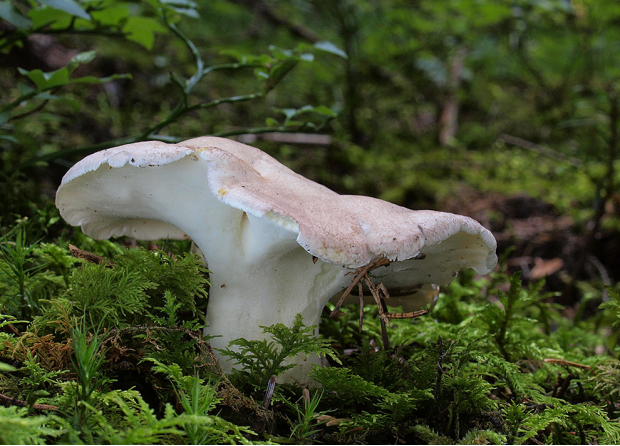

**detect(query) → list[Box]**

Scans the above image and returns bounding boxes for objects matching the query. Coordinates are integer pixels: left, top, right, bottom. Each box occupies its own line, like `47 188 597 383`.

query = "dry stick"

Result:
262 375 276 410
386 309 430 319
0 393 58 411
316 414 351 427
543 358 591 370
358 283 364 333
557 373 574 399
329 256 390 318
378 297 391 351
362 274 392 350
363 275 390 326
551 376 561 398
0 306 21 337
68 244 111 265
3 320 20 336
302 388 311 406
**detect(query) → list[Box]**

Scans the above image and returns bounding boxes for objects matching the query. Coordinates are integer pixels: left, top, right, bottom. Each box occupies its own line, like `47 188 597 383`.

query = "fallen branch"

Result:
69 245 111 265
543 358 591 370
0 393 58 411
385 309 430 320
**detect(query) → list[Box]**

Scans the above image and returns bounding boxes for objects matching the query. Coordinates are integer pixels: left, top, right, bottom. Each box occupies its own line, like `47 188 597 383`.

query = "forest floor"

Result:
444 189 615 309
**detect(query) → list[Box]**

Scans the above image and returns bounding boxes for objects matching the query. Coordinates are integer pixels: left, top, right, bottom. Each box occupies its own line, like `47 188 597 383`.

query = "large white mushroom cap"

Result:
56 136 497 381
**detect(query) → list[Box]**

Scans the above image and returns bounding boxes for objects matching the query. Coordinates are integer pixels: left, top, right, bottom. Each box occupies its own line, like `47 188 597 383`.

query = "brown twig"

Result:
543 359 591 370
329 256 390 318
0 306 21 336
358 283 364 333
0 393 58 411
316 414 352 427
363 276 391 327
378 296 390 351
68 245 111 265
3 321 20 336
263 375 276 410
385 309 430 320
551 374 561 398
551 371 575 399
557 373 574 399
302 388 311 405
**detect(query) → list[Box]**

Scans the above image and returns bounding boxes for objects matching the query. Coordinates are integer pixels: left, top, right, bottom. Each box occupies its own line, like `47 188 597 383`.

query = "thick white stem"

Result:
204 248 348 382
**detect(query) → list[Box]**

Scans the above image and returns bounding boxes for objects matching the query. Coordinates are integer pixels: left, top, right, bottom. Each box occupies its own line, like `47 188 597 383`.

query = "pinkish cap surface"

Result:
56 136 497 278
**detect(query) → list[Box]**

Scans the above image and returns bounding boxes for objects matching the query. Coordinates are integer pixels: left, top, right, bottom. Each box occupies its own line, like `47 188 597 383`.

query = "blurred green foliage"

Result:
2 0 619 236
2 0 620 225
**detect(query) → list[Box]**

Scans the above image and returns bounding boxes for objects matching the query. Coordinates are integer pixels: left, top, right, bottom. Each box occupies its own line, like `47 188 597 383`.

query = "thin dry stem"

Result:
358 283 364 333
385 309 430 319
69 245 111 265
363 275 391 326
329 256 390 318
544 358 591 370
0 393 58 411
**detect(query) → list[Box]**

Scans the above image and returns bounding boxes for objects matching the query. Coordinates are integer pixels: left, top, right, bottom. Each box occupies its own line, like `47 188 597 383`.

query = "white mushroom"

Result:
55 136 497 382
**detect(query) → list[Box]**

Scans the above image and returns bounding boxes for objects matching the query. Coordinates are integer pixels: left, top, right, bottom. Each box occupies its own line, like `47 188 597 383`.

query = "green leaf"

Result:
0 362 16 372
90 5 129 26
310 105 337 118
160 0 198 7
17 67 70 90
220 49 247 63
0 112 10 126
67 50 97 72
220 49 272 66
0 1 32 29
17 82 35 96
38 0 91 20
0 134 18 143
159 0 200 19
70 73 132 84
264 59 298 93
254 69 269 80
32 92 63 100
269 45 294 60
265 117 279 127
28 7 72 29
276 108 297 120
122 16 167 50
313 41 348 59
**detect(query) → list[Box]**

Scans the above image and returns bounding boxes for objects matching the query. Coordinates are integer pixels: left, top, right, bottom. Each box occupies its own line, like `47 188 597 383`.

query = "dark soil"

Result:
443 190 617 308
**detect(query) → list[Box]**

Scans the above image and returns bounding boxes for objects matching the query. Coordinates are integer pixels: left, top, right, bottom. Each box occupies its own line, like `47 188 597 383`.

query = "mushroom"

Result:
55 136 497 382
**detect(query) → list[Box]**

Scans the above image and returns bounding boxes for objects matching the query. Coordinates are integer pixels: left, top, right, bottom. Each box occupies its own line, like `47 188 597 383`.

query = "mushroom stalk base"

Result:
204 252 348 384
